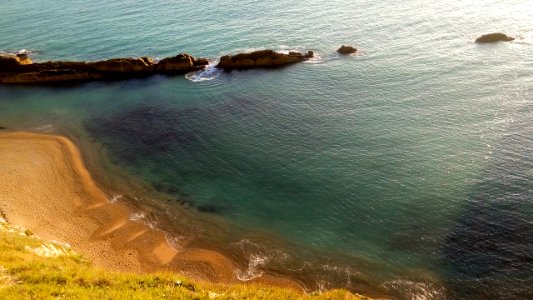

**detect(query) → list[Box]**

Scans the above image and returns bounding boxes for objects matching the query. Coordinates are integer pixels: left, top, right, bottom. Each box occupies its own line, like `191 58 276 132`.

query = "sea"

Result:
0 0 531 299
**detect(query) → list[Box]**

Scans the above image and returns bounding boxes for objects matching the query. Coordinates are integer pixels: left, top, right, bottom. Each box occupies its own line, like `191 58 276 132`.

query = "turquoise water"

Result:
1 0 532 298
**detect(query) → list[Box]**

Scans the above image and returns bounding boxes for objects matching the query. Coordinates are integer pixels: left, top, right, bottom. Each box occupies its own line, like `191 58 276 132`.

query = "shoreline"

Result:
0 131 303 291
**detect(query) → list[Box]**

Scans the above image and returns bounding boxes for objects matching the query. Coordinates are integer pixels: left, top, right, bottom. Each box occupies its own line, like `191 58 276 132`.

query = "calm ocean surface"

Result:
1 0 532 298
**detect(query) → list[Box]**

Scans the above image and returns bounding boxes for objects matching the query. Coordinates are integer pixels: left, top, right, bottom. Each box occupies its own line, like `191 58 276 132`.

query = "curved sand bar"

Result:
0 131 301 290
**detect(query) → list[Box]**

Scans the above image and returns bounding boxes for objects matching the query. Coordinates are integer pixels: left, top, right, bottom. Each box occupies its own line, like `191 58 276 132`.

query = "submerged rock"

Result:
475 33 515 43
216 49 314 70
0 52 208 84
337 45 357 54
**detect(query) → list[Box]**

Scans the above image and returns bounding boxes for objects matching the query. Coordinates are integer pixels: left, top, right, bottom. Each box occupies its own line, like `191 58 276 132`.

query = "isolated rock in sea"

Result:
216 50 314 70
337 45 357 54
475 33 515 43
0 52 208 84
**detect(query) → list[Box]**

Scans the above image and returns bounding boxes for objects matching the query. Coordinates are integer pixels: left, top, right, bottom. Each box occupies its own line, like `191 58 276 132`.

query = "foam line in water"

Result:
129 212 145 221
164 232 185 252
232 238 276 281
108 194 123 203
235 253 270 281
273 46 323 64
33 124 54 132
186 61 221 82
129 211 160 230
0 49 38 56
304 51 323 64
383 279 446 300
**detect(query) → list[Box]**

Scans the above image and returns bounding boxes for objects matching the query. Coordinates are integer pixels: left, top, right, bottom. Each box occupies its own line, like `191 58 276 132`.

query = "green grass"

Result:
0 221 369 300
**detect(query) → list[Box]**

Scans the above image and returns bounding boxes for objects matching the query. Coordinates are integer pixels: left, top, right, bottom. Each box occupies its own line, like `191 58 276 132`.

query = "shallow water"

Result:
1 0 532 298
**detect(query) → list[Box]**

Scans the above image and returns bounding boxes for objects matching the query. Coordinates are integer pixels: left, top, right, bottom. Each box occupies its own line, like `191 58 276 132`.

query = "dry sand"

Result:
0 131 301 290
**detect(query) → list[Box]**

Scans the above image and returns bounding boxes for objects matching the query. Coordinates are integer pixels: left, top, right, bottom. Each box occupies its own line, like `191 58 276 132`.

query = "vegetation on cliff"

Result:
0 218 368 300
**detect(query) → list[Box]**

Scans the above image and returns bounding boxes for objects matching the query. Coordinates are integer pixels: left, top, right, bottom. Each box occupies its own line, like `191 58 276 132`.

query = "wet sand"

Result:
0 131 301 290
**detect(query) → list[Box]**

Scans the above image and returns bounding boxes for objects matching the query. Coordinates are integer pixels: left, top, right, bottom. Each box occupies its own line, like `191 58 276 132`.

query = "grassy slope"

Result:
0 220 369 300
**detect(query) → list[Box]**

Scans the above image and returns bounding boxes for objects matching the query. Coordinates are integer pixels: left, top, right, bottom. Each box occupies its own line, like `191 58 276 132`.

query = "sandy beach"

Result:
0 131 301 290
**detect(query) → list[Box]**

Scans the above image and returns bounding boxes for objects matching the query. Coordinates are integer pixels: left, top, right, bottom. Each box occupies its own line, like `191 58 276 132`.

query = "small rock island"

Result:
337 45 357 55
216 50 314 70
0 52 208 84
475 33 515 43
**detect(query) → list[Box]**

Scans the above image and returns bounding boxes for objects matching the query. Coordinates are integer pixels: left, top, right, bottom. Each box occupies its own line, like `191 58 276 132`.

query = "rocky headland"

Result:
0 52 208 84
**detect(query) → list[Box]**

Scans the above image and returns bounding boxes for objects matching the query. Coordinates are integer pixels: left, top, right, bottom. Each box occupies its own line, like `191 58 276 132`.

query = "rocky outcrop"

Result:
90 57 154 73
0 53 208 84
337 45 357 54
156 53 208 73
1 48 318 83
0 53 33 72
216 50 314 70
475 33 515 43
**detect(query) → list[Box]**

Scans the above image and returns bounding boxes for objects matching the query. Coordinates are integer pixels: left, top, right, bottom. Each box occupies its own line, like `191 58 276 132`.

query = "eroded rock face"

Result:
337 45 357 55
16 53 33 65
216 50 314 70
0 53 33 72
475 33 515 43
90 58 154 73
0 53 208 84
156 53 209 73
156 53 194 71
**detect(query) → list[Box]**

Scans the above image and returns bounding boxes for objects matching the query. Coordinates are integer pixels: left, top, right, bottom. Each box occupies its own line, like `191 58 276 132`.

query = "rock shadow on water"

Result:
152 181 227 214
86 96 263 163
86 103 206 163
442 124 533 299
196 204 224 214
86 101 252 215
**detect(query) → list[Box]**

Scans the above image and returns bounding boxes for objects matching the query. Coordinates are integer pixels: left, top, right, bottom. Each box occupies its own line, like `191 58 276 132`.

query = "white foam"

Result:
383 279 446 300
186 61 222 82
235 253 269 281
232 238 292 281
129 212 145 221
0 49 35 56
108 194 122 203
273 47 323 64
164 233 185 252
33 124 54 132
304 52 323 64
